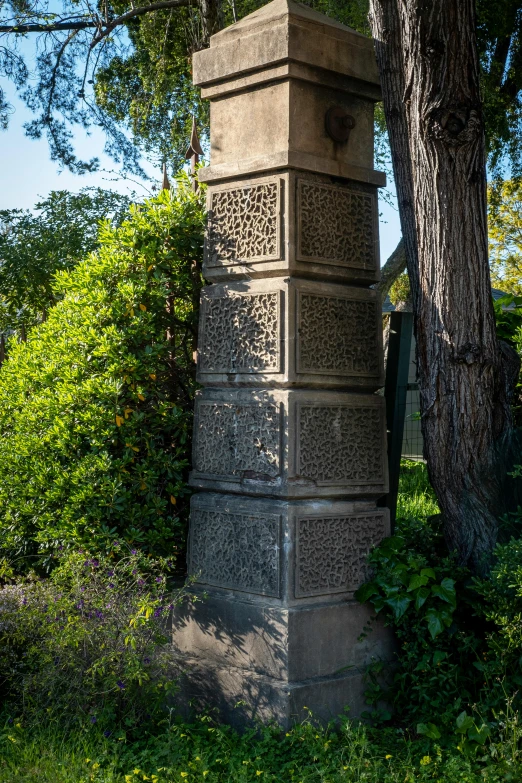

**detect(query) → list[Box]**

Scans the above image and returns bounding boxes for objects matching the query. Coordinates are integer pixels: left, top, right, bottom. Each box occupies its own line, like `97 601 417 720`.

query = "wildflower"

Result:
109 583 115 589
138 579 145 586
131 549 137 555
92 559 99 567
90 716 97 723
104 730 112 738
385 755 392 759
155 577 162 583
256 772 263 776
420 756 431 766
180 774 188 778
117 680 126 690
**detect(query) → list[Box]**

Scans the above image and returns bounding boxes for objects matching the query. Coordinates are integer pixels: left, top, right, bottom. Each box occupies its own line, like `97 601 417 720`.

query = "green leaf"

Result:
432 650 447 666
407 574 429 591
417 723 441 740
456 711 474 733
354 582 379 604
420 568 436 579
414 587 430 610
426 610 444 639
467 724 491 745
384 594 412 621
431 577 457 608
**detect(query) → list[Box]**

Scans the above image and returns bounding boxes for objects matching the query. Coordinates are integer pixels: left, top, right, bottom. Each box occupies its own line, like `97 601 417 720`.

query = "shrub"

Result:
0 547 187 731
0 182 204 569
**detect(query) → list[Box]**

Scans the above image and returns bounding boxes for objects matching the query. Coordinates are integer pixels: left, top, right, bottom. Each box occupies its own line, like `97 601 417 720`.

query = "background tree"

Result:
369 0 521 574
0 188 131 352
0 181 204 570
488 179 522 294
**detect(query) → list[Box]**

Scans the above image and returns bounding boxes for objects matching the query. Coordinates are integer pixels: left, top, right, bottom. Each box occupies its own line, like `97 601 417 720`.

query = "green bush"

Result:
0 182 204 569
0 548 187 731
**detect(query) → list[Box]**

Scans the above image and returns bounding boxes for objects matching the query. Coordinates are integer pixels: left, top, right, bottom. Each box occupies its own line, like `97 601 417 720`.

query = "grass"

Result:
396 460 439 522
1 461 519 782
0 713 515 782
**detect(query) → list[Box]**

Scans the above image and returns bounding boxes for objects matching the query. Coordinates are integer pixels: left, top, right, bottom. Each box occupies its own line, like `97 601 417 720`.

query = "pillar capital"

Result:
193 0 384 187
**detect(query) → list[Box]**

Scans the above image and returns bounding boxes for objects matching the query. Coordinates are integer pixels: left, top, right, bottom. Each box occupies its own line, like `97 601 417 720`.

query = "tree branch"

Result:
375 237 406 304
89 0 191 46
0 21 98 33
0 0 192 39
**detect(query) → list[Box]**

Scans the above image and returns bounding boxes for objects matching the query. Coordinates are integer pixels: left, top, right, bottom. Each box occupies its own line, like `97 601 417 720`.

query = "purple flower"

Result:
138 579 144 586
168 604 173 611
154 607 163 617
107 570 114 577
108 583 115 589
132 569 137 575
155 577 162 583
78 549 84 554
143 657 150 665
90 716 97 723
91 559 99 568
131 549 137 555
58 545 64 551
117 680 125 690
104 730 112 738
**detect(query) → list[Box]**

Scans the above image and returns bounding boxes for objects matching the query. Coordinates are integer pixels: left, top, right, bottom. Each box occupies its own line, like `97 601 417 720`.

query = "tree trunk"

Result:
370 0 519 574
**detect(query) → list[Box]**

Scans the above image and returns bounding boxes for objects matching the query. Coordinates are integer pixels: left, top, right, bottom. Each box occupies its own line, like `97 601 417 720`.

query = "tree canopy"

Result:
1 0 521 176
0 188 131 341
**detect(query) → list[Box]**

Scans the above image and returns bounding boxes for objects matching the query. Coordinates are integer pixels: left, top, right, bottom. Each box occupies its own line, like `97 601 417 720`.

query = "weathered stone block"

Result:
192 0 382 188
171 657 377 729
203 171 380 284
190 389 388 498
187 493 389 603
197 277 383 389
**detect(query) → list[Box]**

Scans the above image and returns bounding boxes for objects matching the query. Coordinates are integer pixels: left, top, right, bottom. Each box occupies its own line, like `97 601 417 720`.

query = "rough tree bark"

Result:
369 0 519 574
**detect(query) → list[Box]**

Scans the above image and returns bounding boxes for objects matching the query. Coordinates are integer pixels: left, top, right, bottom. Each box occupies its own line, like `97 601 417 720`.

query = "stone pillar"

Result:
172 0 394 728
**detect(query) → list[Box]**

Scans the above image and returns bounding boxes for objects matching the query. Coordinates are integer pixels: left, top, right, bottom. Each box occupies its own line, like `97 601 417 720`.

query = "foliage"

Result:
388 273 410 307
2 0 522 177
0 548 187 732
0 188 131 342
2 710 522 782
488 179 522 294
0 181 204 569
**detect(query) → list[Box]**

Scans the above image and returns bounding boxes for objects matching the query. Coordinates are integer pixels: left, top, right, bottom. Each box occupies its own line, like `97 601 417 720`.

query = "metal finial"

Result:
162 162 171 191
185 116 204 159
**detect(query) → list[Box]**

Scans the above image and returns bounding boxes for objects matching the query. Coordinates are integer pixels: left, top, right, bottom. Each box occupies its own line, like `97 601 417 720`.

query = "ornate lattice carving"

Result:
298 294 379 375
207 182 280 265
297 405 384 484
194 401 281 479
200 292 280 373
190 509 281 596
297 181 375 269
295 512 388 597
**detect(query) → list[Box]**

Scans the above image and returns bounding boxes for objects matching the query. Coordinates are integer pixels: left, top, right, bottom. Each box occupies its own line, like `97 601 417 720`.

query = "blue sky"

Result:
1 82 402 264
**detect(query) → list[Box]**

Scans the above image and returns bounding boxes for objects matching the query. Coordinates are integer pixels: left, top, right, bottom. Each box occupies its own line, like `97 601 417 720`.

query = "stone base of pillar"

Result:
171 588 395 728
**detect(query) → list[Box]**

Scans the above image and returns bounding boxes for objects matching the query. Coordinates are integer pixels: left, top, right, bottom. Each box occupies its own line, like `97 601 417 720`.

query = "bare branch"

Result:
0 20 98 33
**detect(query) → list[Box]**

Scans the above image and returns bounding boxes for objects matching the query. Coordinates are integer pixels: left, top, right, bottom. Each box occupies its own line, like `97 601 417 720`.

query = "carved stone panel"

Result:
297 404 384 485
297 180 375 269
199 291 281 374
295 512 388 597
206 180 281 266
193 400 281 480
190 508 281 596
297 292 379 376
